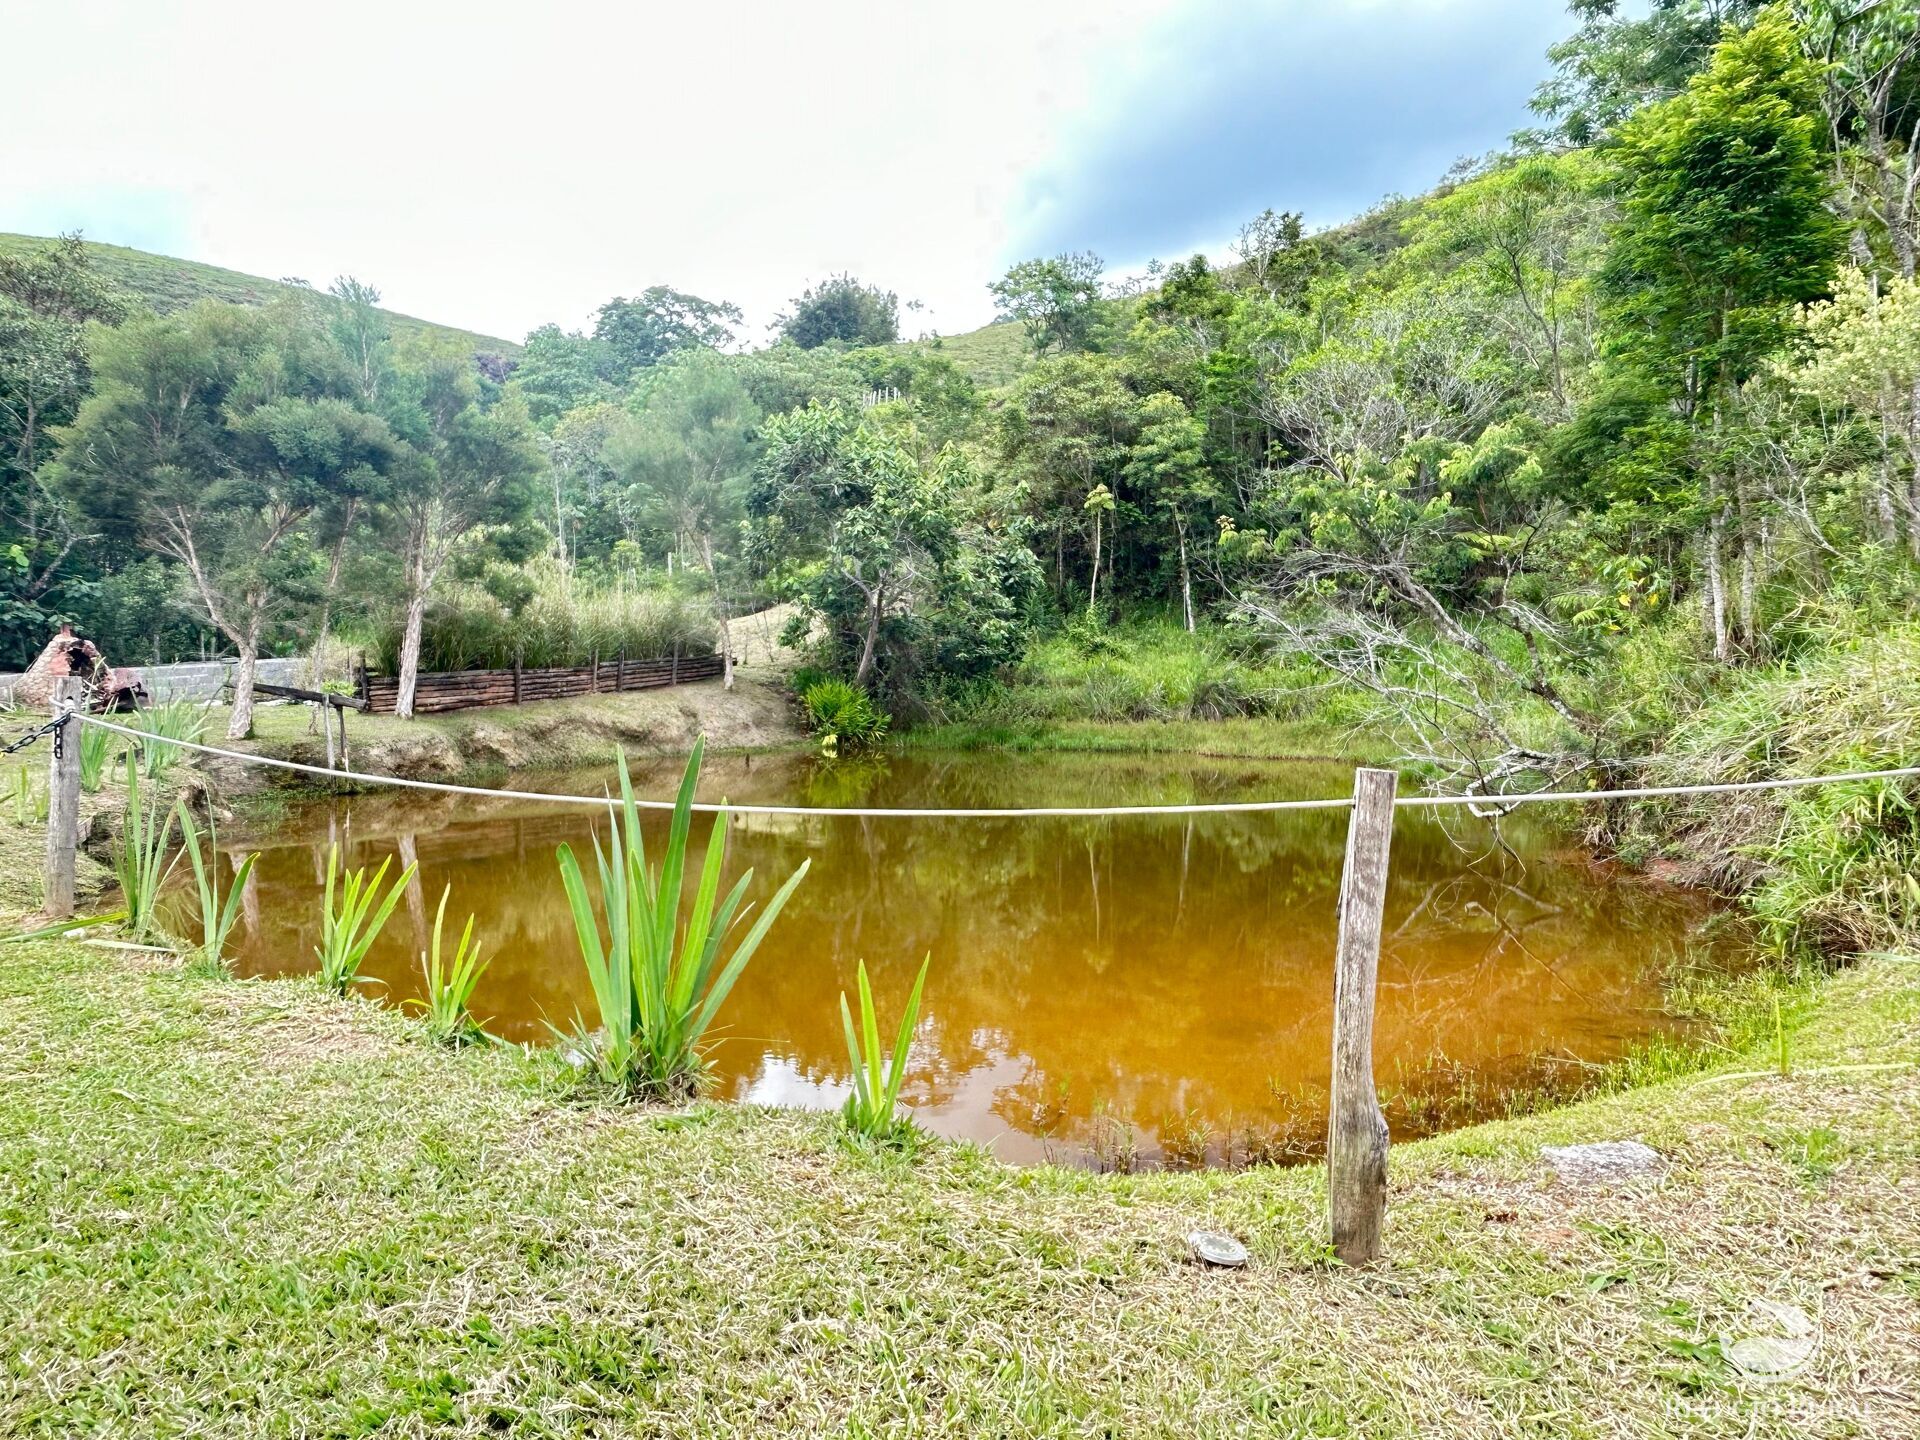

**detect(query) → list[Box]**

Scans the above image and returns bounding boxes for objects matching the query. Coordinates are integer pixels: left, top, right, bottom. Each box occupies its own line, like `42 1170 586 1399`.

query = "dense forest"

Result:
3 4 1916 869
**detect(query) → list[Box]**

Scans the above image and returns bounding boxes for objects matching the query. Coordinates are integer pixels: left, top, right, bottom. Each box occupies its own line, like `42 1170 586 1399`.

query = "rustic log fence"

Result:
356 650 726 716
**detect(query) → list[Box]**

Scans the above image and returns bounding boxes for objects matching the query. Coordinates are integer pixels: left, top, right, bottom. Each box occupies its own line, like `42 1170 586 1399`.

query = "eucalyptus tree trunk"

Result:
1705 509 1730 664
395 550 429 720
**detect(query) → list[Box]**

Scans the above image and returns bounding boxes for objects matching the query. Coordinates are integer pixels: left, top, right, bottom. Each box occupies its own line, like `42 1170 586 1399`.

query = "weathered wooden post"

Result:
42 677 82 920
1329 765 1397 1267
334 698 351 773
512 653 523 706
616 648 626 693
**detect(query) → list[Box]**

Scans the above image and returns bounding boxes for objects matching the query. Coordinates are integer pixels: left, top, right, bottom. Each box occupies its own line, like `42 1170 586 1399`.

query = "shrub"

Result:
554 739 809 1099
803 680 890 751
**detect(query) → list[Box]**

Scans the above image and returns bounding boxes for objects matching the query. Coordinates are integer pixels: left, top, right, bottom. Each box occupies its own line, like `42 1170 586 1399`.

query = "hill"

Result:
0 233 519 357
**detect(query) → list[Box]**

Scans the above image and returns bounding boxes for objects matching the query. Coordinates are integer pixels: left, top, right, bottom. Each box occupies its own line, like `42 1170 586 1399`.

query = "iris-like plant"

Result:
112 756 178 943
10 765 44 827
175 802 256 971
555 737 809 1100
134 699 210 781
314 844 417 994
78 721 120 794
838 954 930 1144
407 886 492 1045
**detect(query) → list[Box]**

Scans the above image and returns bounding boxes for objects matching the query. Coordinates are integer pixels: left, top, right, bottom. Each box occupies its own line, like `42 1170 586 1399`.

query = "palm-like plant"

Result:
839 954 931 1144
314 844 417 994
555 738 809 1099
408 886 493 1045
175 802 256 970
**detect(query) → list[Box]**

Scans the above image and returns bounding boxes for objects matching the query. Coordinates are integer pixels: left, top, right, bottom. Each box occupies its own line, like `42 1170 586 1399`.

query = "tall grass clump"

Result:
838 954 930 1146
133 698 210 781
554 738 809 1100
370 566 718 673
112 757 178 944
78 720 121 793
407 886 493 1045
1635 622 1920 957
9 765 44 826
174 803 256 971
314 844 417 994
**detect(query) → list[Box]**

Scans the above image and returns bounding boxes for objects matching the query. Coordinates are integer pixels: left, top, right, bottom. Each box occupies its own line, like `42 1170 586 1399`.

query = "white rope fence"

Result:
62 709 1920 819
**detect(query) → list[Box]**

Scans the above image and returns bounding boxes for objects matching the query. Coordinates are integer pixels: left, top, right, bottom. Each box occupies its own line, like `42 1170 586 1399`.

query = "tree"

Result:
777 275 900 349
754 404 956 687
55 301 398 736
1123 391 1217 629
995 353 1138 601
1598 6 1842 657
989 252 1105 355
593 287 742 375
1527 0 1763 145
0 235 133 661
603 351 760 687
507 324 617 425
386 341 544 718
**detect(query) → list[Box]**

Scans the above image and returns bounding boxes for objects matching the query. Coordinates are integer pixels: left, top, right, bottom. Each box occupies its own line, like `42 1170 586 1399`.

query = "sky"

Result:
1 0 1574 346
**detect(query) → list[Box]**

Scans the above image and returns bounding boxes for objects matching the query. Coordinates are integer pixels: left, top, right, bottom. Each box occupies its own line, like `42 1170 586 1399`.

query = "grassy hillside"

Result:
0 232 518 356
908 318 1033 388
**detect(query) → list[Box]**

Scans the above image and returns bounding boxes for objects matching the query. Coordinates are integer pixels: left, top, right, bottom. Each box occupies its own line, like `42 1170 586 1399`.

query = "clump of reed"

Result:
174 803 256 972
837 954 929 1146
9 765 45 826
554 738 808 1100
111 757 177 944
314 844 417 994
78 721 122 793
407 886 493 1045
132 698 210 782
369 567 718 674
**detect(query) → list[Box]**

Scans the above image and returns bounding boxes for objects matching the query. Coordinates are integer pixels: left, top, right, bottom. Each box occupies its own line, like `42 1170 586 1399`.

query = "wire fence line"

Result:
50 709 1920 821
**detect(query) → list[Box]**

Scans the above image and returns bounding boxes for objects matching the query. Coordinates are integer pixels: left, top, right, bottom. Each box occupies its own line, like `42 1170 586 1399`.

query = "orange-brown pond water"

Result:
219 750 1728 1168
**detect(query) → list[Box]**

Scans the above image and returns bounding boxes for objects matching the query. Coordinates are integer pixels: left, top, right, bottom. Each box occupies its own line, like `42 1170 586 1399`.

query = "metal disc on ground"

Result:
1188 1230 1249 1268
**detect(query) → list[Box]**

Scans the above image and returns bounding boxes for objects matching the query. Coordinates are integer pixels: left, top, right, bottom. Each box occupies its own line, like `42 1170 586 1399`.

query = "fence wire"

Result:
58 709 1920 820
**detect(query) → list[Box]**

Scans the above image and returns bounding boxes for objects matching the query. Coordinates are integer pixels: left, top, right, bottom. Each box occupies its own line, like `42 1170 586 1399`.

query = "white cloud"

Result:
1 0 1179 342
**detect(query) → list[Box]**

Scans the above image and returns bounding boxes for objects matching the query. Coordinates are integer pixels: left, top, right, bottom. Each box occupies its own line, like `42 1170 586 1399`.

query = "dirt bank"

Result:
214 668 808 797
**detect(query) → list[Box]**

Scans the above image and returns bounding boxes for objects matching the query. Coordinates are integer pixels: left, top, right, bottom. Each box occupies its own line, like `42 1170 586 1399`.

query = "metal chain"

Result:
2 711 68 758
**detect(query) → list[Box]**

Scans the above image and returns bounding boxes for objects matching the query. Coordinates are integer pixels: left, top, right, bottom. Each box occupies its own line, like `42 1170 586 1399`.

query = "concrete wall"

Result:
0 657 307 705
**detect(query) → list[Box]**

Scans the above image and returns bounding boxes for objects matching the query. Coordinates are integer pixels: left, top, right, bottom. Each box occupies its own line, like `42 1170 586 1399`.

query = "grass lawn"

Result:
1 932 1915 1436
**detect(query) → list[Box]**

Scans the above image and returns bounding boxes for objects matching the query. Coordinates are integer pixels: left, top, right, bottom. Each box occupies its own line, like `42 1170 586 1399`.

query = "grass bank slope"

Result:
0 233 518 356
0 938 1913 1436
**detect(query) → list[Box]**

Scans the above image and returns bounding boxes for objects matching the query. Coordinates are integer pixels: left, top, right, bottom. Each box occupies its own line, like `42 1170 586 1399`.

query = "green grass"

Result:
0 232 518 356
901 318 1035 387
0 935 1914 1435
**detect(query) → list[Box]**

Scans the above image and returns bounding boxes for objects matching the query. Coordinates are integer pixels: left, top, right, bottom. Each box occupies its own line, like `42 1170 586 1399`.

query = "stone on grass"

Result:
1541 1140 1665 1186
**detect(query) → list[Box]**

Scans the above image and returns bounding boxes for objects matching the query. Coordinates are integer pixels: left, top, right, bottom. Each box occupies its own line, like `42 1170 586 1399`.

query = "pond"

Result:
219 749 1728 1168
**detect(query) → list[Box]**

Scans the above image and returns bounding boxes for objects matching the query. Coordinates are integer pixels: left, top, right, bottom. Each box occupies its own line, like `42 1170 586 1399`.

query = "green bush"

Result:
803 680 890 750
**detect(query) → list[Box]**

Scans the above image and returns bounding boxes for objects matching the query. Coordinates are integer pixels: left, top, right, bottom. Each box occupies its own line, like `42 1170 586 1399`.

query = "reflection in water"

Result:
219 750 1726 1167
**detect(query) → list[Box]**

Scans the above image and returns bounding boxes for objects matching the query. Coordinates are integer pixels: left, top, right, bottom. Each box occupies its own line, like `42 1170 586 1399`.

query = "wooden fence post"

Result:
42 677 82 920
512 653 523 706
617 648 626 693
1329 765 1397 1268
